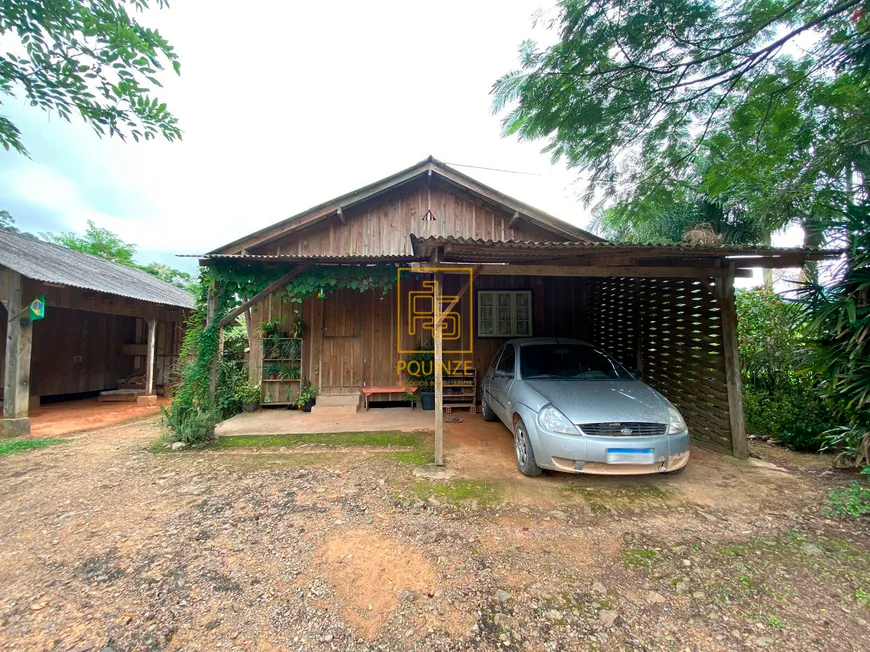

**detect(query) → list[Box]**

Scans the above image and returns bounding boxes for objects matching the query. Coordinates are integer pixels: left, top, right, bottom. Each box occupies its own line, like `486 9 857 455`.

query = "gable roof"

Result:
209 156 602 254
0 230 195 309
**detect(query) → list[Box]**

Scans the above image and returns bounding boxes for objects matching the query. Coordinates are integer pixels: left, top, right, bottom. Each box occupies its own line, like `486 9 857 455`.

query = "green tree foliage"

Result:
1 0 181 156
43 219 137 264
736 288 839 450
796 203 870 465
137 262 195 292
494 0 869 239
0 209 20 232
41 219 194 290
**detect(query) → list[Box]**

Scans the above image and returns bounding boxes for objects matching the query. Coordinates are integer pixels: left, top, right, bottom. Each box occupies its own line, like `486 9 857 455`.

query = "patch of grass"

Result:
216 431 426 449
392 447 434 466
722 545 748 557
0 438 64 456
827 480 870 519
766 615 786 631
411 479 502 507
621 548 662 569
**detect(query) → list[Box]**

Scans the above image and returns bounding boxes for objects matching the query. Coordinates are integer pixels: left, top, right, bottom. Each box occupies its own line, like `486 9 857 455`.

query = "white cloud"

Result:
3 0 594 264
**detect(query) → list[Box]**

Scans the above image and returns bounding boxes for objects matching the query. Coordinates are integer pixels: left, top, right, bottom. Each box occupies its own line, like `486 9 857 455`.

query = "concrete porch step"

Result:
310 393 360 416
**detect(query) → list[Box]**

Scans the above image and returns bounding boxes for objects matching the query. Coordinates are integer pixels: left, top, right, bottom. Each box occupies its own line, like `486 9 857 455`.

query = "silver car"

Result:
481 338 690 476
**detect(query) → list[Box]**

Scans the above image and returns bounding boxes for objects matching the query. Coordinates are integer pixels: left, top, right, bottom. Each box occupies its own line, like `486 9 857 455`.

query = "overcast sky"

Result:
0 1 597 273
0 1 798 281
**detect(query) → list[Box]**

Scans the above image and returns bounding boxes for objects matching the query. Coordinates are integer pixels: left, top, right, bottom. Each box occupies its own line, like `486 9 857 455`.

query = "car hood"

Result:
524 379 669 424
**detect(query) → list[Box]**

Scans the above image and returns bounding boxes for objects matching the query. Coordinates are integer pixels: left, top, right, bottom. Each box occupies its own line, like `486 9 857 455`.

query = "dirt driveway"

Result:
0 415 868 651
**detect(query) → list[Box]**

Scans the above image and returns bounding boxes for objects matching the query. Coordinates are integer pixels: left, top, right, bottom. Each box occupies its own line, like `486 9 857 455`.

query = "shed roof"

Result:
0 230 195 309
409 235 839 268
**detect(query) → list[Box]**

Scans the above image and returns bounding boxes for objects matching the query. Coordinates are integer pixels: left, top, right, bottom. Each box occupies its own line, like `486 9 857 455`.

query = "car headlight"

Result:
667 401 687 435
537 404 580 435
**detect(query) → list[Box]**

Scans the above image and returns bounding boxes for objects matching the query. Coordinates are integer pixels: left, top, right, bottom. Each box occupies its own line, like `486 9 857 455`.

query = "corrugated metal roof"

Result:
410 235 838 262
187 253 415 263
0 230 195 309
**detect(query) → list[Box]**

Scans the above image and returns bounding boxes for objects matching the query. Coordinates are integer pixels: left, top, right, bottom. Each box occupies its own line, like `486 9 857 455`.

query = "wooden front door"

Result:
320 290 364 394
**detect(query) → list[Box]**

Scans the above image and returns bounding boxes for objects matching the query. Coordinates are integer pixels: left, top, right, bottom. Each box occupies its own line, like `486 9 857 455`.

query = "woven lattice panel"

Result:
587 278 637 369
586 277 732 454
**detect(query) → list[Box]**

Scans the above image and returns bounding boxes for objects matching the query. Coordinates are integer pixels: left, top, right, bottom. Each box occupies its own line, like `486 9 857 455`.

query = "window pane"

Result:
480 293 492 307
516 306 529 321
496 345 515 373
498 320 511 335
497 293 511 307
516 293 529 307
516 320 530 335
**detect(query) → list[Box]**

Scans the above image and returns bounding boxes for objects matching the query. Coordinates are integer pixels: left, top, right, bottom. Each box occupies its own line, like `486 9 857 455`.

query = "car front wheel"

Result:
513 419 542 477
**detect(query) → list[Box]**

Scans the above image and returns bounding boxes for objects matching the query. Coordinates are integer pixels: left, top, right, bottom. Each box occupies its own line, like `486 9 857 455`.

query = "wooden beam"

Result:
508 211 519 228
217 265 310 329
713 264 749 460
3 271 33 429
436 264 739 279
434 271 444 466
337 207 346 225
437 265 482 320
144 318 156 396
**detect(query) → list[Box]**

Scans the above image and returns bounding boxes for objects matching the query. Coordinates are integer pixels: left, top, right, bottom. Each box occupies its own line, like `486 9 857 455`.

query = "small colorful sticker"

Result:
29 295 45 321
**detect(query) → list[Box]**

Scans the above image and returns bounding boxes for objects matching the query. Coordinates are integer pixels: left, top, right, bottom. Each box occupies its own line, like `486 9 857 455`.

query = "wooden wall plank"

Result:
258 180 573 258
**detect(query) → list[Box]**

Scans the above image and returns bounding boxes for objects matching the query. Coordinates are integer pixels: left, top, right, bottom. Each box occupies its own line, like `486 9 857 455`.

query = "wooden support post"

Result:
145 318 156 394
434 271 444 466
137 318 159 407
2 271 33 436
714 265 749 460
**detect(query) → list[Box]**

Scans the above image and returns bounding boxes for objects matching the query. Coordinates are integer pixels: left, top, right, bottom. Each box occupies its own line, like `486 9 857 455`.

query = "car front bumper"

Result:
530 426 691 475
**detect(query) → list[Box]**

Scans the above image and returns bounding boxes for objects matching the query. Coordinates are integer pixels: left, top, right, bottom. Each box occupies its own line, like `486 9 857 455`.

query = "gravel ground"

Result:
0 417 868 651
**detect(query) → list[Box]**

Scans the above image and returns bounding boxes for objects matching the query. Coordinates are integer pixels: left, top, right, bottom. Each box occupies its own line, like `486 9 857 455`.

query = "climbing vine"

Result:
164 263 405 443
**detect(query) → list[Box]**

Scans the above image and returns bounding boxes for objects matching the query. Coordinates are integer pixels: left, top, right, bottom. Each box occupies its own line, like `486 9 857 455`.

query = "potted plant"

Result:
236 382 261 412
278 364 301 381
283 339 302 361
258 320 282 339
407 339 435 410
402 390 418 408
290 312 307 338
296 380 317 412
264 363 281 380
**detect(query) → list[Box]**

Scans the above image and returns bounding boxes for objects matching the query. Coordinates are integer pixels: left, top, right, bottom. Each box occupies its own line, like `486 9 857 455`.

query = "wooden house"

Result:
198 156 831 461
0 230 193 436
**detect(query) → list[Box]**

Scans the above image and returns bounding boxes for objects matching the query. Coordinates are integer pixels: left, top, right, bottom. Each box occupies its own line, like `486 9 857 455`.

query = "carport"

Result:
0 230 193 436
410 235 832 463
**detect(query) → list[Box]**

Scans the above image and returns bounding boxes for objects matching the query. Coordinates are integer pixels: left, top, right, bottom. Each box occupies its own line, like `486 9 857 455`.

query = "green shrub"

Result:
737 288 842 451
179 408 220 446
819 424 870 468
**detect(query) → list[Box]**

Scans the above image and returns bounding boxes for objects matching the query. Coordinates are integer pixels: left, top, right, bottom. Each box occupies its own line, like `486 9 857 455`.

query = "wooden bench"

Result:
360 386 417 411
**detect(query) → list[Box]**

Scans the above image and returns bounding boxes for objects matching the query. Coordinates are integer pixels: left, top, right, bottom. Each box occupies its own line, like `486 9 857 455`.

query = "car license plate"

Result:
606 448 655 465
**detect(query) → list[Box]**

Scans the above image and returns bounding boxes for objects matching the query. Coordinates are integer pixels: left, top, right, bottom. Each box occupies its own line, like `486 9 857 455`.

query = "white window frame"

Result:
477 290 533 337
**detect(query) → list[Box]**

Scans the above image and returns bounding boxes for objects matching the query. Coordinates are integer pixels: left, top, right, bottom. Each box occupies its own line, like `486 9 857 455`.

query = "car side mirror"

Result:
631 369 644 380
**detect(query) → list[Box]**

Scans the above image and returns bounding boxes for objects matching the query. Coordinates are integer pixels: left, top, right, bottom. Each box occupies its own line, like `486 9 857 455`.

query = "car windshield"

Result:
519 344 634 380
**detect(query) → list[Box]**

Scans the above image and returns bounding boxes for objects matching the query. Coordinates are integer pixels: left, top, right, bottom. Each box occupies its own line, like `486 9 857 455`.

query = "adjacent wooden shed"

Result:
0 230 194 436
196 156 831 463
